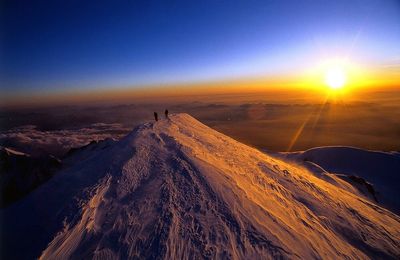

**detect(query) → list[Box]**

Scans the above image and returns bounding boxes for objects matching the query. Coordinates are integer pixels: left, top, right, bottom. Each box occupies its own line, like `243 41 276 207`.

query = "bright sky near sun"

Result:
1 0 400 97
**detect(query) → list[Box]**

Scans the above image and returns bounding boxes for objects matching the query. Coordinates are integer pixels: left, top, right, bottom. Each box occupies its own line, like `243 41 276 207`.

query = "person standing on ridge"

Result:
164 109 169 119
154 112 158 121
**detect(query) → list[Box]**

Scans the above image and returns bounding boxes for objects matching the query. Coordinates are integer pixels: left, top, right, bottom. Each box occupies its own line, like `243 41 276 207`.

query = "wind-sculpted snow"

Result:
284 146 400 214
2 114 400 259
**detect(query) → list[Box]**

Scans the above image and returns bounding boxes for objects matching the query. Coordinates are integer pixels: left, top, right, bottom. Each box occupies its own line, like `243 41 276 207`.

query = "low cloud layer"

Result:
1 90 399 155
0 123 131 157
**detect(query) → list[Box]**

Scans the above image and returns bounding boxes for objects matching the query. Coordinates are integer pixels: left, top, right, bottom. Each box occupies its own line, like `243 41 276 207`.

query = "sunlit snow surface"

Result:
2 114 399 259
282 146 400 215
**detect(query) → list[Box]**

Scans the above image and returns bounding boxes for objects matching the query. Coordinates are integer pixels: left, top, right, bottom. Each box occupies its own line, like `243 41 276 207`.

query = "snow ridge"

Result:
2 114 400 259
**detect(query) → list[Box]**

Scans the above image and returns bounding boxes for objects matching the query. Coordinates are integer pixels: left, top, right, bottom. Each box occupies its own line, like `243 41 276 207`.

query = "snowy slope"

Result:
1 114 400 259
0 146 61 207
283 147 400 214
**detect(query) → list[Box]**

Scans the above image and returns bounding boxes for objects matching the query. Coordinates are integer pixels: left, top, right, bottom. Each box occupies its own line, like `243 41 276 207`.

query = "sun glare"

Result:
325 66 346 90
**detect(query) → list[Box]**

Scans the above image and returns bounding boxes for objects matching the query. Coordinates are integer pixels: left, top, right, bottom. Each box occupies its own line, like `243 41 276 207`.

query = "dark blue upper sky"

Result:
1 0 399 96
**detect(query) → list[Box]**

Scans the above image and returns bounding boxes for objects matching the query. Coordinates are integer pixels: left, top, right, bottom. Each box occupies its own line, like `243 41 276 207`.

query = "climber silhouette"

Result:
164 109 169 119
154 112 158 121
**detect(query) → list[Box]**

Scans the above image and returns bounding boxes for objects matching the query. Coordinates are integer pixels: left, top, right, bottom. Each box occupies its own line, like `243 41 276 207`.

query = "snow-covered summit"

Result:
2 114 400 259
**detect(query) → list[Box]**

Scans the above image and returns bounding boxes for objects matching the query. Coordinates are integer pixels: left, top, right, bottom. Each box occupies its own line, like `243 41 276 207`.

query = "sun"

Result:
325 66 346 90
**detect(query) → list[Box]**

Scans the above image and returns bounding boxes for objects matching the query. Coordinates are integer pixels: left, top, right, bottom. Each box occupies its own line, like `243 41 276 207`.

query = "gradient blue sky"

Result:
1 0 399 96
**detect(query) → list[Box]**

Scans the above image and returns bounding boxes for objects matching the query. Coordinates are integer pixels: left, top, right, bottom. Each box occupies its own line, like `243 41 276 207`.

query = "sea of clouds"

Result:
0 123 131 157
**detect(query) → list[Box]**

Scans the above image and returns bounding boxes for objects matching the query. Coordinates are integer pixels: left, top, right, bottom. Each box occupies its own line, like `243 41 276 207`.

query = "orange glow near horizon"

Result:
1 60 398 108
290 57 400 101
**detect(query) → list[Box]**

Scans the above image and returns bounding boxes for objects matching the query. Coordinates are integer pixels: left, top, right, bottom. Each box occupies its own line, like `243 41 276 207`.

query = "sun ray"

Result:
286 113 312 152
